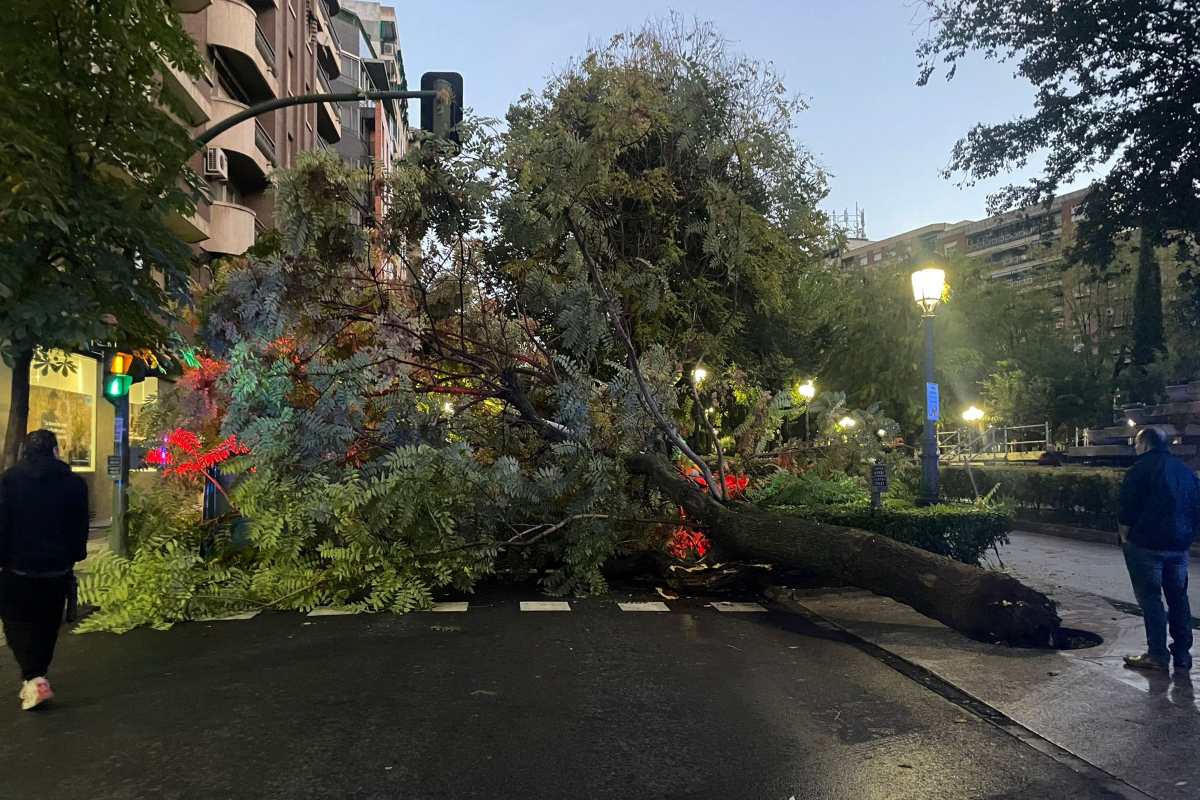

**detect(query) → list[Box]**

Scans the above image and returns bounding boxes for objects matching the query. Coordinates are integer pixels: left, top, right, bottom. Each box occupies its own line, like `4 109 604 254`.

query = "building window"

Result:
129 378 159 443
28 351 98 471
858 256 867 267
873 252 882 263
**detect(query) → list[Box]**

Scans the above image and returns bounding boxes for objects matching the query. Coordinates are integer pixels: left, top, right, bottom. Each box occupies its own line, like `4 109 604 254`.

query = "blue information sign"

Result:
926 382 940 422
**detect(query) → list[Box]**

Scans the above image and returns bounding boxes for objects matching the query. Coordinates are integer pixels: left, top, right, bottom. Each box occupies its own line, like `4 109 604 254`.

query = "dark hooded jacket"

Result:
0 455 88 573
1119 449 1200 552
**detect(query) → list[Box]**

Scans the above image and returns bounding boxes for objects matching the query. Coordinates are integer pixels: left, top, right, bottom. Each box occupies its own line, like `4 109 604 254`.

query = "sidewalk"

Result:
991 530 1200 611
778 581 1200 800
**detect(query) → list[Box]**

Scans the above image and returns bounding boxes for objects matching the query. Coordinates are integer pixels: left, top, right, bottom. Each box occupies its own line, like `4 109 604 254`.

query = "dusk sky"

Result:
389 0 1095 240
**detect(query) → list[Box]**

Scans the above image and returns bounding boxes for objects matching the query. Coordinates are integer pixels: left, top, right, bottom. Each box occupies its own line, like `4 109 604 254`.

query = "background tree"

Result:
0 0 203 465
917 0 1200 271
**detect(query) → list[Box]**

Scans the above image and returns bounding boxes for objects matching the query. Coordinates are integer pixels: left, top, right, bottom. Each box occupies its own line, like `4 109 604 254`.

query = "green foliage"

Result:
503 17 839 389
940 465 1123 531
750 470 868 508
753 469 1010 564
0 0 202 363
917 0 1200 272
1131 225 1166 367
77 480 234 633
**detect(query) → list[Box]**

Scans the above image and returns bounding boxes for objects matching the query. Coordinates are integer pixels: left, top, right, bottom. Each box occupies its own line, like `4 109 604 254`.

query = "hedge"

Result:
770 502 1011 565
940 465 1123 531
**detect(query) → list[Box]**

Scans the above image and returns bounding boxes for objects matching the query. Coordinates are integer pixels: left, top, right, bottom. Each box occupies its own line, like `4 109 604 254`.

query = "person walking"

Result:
0 429 88 709
1119 426 1200 672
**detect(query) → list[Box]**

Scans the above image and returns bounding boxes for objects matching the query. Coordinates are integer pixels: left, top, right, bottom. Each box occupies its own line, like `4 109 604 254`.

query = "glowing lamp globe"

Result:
797 380 816 401
962 405 985 423
911 268 946 315
838 416 856 429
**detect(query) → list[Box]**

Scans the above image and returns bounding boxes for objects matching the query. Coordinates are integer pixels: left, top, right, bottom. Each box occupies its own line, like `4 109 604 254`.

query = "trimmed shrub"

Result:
941 465 1123 531
796 503 1011 565
753 471 1010 565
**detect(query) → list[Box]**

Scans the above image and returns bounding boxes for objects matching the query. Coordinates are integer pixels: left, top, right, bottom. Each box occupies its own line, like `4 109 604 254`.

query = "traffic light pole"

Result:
194 89 441 149
110 393 131 558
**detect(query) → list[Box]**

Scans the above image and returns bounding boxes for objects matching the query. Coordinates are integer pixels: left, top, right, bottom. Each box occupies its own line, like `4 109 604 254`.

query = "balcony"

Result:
206 97 276 189
202 201 257 256
316 73 342 143
207 0 278 103
161 60 212 127
313 0 342 79
167 202 211 244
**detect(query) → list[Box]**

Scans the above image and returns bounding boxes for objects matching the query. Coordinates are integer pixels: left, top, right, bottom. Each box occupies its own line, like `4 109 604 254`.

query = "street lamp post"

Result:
798 379 816 442
912 268 946 506
962 404 985 453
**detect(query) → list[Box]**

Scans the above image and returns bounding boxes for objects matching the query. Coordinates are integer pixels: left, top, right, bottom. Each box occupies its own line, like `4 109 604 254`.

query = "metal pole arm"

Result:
194 90 437 149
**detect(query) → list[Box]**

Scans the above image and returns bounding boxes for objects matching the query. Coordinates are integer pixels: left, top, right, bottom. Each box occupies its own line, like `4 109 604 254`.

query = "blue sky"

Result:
389 0 1091 240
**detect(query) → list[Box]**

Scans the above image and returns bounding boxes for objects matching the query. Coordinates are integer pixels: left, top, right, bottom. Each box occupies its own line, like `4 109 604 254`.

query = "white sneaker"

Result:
19 678 53 711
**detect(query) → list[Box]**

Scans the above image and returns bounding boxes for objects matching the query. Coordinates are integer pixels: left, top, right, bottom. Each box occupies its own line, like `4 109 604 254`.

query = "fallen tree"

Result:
628 453 1062 646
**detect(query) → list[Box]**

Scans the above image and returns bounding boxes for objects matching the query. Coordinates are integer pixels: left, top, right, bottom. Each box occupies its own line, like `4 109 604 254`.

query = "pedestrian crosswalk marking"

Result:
520 601 572 612
710 602 767 613
618 602 670 612
199 611 260 621
431 602 469 612
307 608 358 617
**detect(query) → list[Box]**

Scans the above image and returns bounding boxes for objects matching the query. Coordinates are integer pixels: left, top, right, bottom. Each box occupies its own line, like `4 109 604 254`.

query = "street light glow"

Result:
797 379 816 400
962 405 985 423
877 428 887 438
1127 418 1137 427
838 416 856 429
692 366 708 385
911 268 946 315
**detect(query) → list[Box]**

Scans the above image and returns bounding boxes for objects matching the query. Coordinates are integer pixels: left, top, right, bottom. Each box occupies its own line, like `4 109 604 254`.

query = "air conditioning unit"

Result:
381 43 395 56
203 147 228 180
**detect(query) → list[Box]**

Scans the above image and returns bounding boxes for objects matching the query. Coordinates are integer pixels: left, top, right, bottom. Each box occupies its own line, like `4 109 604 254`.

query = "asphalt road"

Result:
0 590 1127 800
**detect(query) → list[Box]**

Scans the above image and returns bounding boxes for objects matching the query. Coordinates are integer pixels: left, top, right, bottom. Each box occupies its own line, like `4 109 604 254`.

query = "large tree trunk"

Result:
628 453 1061 646
2 347 34 469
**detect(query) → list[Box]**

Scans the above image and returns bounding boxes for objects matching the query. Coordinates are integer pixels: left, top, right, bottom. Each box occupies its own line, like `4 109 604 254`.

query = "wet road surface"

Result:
0 592 1127 799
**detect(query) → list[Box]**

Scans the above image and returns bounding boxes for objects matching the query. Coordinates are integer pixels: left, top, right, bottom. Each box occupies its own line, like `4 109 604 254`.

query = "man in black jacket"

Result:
0 429 88 709
1119 427 1200 672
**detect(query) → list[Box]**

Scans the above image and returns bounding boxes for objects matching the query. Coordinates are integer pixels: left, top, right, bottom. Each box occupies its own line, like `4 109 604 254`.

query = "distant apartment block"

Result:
826 188 1174 343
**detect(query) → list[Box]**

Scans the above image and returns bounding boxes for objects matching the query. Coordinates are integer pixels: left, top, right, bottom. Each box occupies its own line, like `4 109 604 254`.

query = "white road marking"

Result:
198 611 260 621
710 602 767 613
431 602 469 612
307 608 358 616
618 601 670 612
520 601 572 612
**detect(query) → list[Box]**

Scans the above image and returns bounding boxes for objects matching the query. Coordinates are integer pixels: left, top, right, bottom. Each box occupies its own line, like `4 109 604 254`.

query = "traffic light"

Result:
103 351 134 401
420 72 463 145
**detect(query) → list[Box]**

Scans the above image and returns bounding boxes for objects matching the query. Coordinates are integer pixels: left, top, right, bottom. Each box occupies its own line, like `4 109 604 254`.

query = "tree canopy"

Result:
0 0 203 462
917 0 1200 267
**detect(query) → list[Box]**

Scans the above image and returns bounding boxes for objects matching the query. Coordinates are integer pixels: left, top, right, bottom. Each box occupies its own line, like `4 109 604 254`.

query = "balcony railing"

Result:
254 120 277 165
254 22 275 71
967 220 1060 253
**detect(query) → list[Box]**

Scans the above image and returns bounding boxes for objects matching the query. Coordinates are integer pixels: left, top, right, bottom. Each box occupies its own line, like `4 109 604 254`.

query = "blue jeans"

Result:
1123 544 1193 667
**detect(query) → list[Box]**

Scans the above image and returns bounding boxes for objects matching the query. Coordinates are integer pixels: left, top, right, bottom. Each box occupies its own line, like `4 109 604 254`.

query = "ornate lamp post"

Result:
912 267 946 505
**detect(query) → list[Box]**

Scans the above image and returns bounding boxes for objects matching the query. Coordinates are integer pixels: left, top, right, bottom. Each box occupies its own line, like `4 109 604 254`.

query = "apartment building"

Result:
331 2 409 224
827 188 1168 343
169 0 345 257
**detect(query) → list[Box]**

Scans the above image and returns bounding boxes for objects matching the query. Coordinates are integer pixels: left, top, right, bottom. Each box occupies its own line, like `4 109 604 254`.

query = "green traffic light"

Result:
105 374 132 399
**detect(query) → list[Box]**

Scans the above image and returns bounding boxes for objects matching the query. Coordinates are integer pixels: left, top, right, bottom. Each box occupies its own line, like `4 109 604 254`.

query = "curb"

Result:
763 586 1156 800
